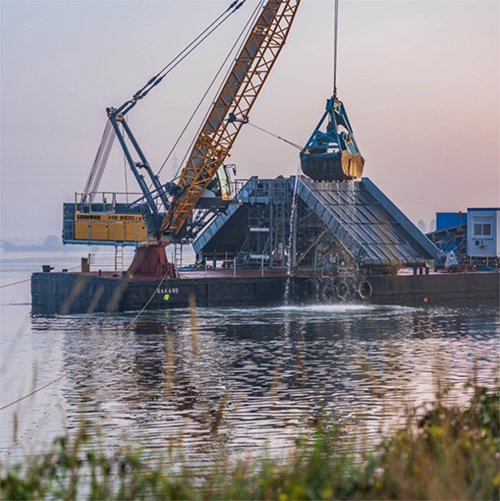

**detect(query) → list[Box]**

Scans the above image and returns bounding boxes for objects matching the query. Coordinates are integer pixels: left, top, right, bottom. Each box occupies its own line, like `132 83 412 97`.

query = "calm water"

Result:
1 250 499 464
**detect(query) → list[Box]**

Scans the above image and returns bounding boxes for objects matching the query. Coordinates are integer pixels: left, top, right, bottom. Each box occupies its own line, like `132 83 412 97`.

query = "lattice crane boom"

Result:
161 0 301 239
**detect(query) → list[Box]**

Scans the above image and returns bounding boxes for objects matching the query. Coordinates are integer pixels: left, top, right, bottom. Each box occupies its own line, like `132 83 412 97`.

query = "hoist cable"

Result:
333 0 339 96
169 0 266 183
156 0 264 183
165 0 264 183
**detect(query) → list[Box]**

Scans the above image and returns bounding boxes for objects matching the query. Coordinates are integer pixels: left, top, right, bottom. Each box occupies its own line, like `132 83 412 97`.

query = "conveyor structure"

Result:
193 176 437 272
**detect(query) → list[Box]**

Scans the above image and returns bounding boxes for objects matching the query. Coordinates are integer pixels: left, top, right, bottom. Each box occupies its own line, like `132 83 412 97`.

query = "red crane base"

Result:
128 245 176 278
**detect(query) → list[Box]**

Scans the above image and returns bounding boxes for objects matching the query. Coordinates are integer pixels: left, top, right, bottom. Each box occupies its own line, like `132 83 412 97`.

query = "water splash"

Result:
284 176 299 305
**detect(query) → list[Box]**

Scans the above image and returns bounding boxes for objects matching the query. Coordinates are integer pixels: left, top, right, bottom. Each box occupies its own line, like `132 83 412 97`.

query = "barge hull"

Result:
31 272 288 314
31 271 499 315
295 273 499 307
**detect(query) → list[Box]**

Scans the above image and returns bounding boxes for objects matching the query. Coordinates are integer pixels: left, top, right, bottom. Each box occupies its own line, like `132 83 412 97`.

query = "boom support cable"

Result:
119 0 248 115
84 1 248 207
82 119 115 202
162 0 302 236
247 122 304 152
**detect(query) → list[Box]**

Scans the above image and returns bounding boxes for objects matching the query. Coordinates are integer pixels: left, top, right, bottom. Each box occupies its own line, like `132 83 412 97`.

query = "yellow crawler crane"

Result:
63 0 301 276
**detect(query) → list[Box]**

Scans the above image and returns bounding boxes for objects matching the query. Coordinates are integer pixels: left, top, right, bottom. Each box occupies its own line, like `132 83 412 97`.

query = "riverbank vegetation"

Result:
1 381 498 500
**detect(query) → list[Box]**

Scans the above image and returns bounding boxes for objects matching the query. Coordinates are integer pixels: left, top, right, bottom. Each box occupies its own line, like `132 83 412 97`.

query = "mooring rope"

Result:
119 272 169 333
0 374 66 412
0 265 81 289
0 278 31 289
0 270 169 412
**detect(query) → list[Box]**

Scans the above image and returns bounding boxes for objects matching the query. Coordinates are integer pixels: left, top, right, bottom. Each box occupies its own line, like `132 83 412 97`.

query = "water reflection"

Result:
29 304 500 461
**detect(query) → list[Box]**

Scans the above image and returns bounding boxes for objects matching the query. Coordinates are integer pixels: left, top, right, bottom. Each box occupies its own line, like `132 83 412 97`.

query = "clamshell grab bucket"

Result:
300 150 364 182
300 96 364 182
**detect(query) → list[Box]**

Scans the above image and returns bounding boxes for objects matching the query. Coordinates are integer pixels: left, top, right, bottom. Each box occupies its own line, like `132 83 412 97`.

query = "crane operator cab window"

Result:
204 165 232 201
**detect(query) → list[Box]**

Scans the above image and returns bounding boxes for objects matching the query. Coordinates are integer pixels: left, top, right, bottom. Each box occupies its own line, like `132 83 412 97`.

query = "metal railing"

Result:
74 191 143 212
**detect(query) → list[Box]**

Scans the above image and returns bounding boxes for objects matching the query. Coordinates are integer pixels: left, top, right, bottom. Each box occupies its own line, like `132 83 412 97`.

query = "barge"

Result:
31 3 499 316
32 176 499 315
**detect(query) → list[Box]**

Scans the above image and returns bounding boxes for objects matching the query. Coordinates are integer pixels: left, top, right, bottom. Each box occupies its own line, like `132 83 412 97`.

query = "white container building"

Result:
467 208 500 258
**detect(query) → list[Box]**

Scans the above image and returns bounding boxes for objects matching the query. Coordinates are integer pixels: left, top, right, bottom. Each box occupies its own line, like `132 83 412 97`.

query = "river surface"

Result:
1 250 498 465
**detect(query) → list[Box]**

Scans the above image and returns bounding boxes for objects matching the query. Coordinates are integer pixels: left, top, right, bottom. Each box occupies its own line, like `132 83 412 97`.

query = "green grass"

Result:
1 381 499 500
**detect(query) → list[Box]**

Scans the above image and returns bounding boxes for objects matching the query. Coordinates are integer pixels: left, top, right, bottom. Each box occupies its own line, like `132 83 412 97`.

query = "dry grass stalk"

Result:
188 294 199 358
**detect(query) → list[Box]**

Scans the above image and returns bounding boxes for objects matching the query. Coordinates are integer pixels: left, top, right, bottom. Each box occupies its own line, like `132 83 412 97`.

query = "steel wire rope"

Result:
157 0 265 184
0 2 251 407
85 1 247 206
0 375 66 412
0 1 348 418
119 272 169 333
132 0 247 103
88 123 116 199
173 0 266 182
246 122 305 152
123 123 129 204
69 272 172 403
0 278 31 289
82 120 114 200
138 4 245 101
333 0 339 96
0 270 169 412
83 120 112 191
0 265 81 289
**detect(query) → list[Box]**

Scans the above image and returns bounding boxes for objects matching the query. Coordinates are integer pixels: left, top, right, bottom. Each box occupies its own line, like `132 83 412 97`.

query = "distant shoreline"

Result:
0 245 82 252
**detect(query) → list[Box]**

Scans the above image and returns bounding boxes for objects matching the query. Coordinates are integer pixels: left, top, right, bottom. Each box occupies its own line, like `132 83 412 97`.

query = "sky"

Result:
1 0 499 240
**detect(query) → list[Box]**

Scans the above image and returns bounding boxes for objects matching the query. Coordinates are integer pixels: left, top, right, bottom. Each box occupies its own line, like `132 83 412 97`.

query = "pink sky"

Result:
1 0 498 239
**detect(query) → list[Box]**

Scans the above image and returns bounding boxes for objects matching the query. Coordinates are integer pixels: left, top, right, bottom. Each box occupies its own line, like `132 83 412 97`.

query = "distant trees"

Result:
43 235 62 248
